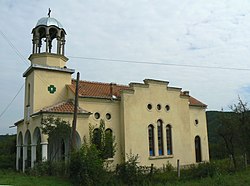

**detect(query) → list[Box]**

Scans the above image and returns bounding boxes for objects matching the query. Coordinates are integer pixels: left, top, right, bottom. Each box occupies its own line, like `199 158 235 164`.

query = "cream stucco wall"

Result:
189 106 210 162
17 116 47 145
78 98 123 168
120 80 209 167
29 53 68 68
30 70 71 113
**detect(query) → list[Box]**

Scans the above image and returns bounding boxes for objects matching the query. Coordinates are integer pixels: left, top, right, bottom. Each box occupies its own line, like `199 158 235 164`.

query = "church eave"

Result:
31 110 92 117
23 64 75 77
14 118 24 126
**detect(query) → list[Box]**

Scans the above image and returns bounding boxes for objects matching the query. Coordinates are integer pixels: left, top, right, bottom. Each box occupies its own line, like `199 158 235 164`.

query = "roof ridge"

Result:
39 99 91 114
41 99 73 111
71 79 129 87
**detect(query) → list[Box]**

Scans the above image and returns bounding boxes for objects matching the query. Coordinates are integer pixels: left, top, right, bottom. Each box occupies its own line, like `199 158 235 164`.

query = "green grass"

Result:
0 168 250 186
0 170 72 186
168 168 250 186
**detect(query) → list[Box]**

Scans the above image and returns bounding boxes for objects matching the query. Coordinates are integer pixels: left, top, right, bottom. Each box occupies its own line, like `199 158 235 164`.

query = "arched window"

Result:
148 125 155 156
166 125 173 155
157 120 164 156
105 129 113 158
92 128 101 150
195 136 202 162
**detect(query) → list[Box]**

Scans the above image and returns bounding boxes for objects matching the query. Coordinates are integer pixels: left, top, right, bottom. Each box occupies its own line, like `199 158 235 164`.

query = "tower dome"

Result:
36 17 63 28
31 15 66 56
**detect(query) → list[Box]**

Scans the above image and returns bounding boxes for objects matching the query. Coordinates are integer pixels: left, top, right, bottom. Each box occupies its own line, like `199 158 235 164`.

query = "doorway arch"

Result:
24 130 31 170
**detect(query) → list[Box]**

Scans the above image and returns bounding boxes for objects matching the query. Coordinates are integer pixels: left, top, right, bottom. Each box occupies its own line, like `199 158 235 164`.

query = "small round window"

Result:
106 113 111 120
157 104 162 110
195 119 199 125
165 105 170 111
94 112 100 119
147 104 152 110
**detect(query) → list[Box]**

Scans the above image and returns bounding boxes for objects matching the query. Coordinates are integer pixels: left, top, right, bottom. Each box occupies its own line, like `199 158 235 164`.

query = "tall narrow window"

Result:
26 83 31 121
148 124 155 156
105 129 113 158
157 120 164 155
166 125 173 155
27 83 31 106
92 128 101 150
195 136 202 162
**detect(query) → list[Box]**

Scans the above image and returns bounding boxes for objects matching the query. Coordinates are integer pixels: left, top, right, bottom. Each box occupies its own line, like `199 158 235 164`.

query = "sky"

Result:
1 0 250 134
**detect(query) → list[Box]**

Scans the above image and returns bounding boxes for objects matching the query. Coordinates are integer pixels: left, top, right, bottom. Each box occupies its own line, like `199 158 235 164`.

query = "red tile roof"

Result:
35 100 90 114
67 80 132 99
68 80 207 107
189 96 207 108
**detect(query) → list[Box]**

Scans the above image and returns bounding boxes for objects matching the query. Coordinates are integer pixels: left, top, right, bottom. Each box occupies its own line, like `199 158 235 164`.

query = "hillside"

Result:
206 111 230 159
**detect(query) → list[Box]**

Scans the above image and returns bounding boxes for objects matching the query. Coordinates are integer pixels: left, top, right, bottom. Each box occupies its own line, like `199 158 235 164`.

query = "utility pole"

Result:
71 72 80 151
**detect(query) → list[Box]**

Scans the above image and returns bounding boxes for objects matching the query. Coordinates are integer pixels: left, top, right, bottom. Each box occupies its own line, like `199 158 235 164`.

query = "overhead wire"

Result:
2 27 250 120
0 29 66 120
0 28 68 100
68 56 250 71
0 29 30 66
0 83 25 118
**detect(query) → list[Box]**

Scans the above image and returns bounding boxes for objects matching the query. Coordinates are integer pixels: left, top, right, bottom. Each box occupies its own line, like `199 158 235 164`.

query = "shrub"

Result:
181 162 216 180
162 161 175 172
29 160 69 177
116 153 145 185
69 144 110 186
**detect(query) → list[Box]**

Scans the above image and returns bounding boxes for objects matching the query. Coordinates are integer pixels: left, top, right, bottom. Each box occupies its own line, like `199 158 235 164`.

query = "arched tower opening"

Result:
31 16 66 55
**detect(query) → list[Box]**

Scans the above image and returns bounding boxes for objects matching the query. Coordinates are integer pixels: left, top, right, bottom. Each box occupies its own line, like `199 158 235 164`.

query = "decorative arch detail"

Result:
148 124 155 156
157 119 164 156
166 124 173 155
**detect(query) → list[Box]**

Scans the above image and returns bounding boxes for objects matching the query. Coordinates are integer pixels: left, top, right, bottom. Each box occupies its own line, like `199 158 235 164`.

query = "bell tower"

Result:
32 15 66 56
23 13 75 123
30 14 68 68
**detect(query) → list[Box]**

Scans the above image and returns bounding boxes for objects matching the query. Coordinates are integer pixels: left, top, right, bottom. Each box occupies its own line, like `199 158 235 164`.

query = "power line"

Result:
0 83 25 119
1 27 250 72
0 29 67 104
68 56 250 71
0 29 29 66
2 26 249 72
0 30 67 120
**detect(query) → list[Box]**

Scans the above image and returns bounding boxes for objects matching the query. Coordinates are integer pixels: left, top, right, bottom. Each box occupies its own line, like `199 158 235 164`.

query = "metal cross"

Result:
48 8 51 17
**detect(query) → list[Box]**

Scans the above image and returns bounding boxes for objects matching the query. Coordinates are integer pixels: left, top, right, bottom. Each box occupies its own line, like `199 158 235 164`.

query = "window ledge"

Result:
148 155 173 160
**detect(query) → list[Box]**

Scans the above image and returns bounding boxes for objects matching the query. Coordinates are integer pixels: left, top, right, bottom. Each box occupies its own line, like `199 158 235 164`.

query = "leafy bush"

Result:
162 161 175 172
29 161 69 177
0 154 16 170
89 120 116 160
116 153 145 185
69 144 110 186
180 162 217 181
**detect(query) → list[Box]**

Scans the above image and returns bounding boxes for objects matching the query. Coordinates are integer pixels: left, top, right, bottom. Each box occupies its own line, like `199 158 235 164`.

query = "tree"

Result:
41 116 71 161
218 111 238 170
218 97 250 170
0 134 16 169
230 98 250 162
89 119 116 160
69 119 116 185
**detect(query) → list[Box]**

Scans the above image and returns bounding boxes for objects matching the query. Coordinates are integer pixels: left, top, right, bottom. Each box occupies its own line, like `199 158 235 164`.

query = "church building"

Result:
15 15 209 172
